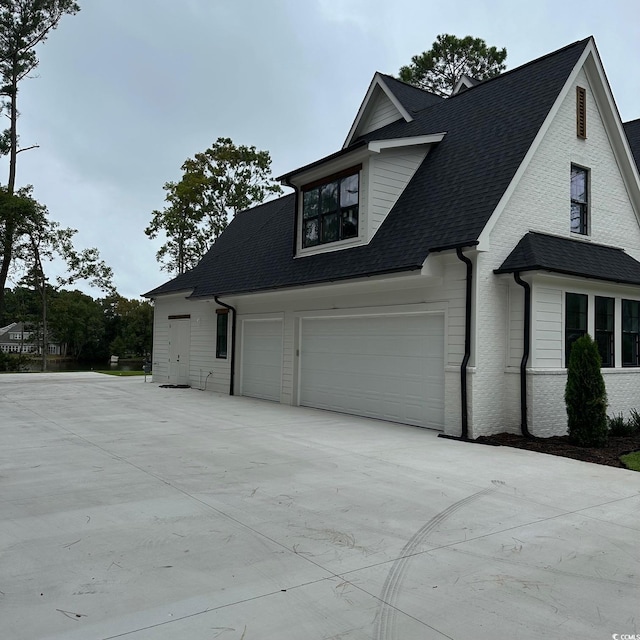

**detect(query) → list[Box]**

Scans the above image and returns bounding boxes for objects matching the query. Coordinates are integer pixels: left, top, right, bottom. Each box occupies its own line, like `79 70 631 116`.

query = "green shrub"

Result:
0 351 30 372
608 412 635 437
565 334 608 447
629 409 640 433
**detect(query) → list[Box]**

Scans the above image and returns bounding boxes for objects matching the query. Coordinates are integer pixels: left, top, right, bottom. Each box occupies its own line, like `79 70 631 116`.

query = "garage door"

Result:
240 319 283 401
300 314 444 429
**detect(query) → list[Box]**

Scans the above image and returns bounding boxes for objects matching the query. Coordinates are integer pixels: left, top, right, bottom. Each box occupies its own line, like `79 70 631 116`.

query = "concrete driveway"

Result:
1 372 639 640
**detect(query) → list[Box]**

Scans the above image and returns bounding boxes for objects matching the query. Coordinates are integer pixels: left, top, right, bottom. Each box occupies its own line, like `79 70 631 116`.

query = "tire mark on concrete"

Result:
374 487 494 640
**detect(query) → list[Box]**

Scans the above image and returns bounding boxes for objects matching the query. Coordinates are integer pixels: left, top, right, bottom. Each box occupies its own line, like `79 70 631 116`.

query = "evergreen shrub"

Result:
565 334 608 447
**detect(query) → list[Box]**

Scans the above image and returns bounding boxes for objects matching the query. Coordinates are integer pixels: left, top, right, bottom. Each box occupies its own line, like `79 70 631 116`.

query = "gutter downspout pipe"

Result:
455 247 472 440
214 296 237 396
513 273 532 438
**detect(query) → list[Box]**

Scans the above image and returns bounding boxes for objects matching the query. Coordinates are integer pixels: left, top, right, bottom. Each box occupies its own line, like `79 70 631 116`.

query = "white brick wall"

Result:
519 368 640 438
603 370 640 420
471 252 513 437
529 370 567 437
507 285 524 369
479 64 640 438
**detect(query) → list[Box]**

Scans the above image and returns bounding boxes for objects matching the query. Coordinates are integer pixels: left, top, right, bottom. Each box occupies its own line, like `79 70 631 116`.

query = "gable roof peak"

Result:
452 74 481 95
343 72 444 148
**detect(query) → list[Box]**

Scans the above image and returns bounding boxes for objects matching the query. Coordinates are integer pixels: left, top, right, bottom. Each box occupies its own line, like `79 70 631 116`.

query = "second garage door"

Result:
240 319 283 401
299 314 444 429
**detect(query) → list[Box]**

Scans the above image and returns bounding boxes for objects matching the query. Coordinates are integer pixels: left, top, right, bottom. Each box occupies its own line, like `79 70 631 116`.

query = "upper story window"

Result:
9 331 31 341
570 165 589 235
302 168 359 248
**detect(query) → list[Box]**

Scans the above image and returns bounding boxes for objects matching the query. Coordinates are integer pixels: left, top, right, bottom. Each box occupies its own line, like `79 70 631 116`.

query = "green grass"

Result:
620 451 640 471
94 370 146 377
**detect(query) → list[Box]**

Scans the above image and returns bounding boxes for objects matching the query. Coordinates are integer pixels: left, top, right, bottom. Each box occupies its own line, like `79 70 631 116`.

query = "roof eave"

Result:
187 264 426 300
277 140 368 185
493 265 640 287
142 287 195 300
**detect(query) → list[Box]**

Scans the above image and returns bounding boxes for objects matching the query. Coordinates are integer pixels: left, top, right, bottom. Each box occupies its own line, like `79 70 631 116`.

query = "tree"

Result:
398 34 507 97
565 334 608 447
144 170 209 276
146 137 282 275
48 289 105 359
103 295 153 358
12 188 114 370
0 281 38 325
0 0 80 318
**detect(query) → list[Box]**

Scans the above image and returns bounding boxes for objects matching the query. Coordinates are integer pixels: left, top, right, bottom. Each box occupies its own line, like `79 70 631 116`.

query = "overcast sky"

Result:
2 0 639 299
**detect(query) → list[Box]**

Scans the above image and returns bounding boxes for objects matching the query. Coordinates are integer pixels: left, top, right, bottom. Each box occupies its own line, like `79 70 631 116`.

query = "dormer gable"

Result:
279 134 446 258
452 74 480 95
344 73 414 148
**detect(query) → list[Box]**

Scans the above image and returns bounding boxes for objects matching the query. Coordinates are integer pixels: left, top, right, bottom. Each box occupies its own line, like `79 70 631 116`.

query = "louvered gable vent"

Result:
576 86 587 138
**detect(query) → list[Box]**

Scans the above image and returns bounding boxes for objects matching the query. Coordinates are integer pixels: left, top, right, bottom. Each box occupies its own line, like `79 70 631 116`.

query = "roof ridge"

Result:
378 38 591 105
377 72 442 99
446 36 592 100
528 230 627 252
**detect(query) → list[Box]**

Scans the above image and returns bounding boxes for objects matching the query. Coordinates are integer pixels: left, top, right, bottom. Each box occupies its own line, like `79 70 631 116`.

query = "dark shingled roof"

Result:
495 232 640 286
377 74 444 114
624 118 640 169
145 38 592 299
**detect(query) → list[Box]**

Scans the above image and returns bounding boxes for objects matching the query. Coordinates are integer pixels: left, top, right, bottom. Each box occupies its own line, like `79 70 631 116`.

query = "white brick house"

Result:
145 37 640 439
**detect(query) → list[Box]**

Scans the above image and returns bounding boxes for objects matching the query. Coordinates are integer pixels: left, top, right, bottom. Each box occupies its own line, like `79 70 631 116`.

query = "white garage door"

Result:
241 319 283 401
300 314 444 429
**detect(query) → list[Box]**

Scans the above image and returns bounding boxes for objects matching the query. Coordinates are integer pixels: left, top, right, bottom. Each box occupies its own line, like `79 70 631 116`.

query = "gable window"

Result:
302 168 359 248
216 309 228 359
570 165 588 235
622 299 640 367
576 86 586 139
565 293 587 366
595 296 614 367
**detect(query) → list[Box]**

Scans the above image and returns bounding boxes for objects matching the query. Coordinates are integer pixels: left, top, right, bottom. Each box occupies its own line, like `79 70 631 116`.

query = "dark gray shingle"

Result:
624 118 640 169
495 232 640 286
146 39 592 299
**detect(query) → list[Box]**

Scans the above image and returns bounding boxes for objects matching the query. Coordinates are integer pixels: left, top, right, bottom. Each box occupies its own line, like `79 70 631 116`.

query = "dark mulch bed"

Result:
476 432 640 468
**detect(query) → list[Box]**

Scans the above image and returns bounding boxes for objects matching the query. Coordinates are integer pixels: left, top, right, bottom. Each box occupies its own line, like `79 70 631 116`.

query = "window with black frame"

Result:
595 296 614 367
302 170 359 248
565 293 587 366
570 165 588 235
216 311 228 359
622 299 640 367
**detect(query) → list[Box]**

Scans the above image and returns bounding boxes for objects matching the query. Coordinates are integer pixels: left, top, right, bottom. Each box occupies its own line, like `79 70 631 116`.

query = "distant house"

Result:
0 322 61 355
145 37 640 439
